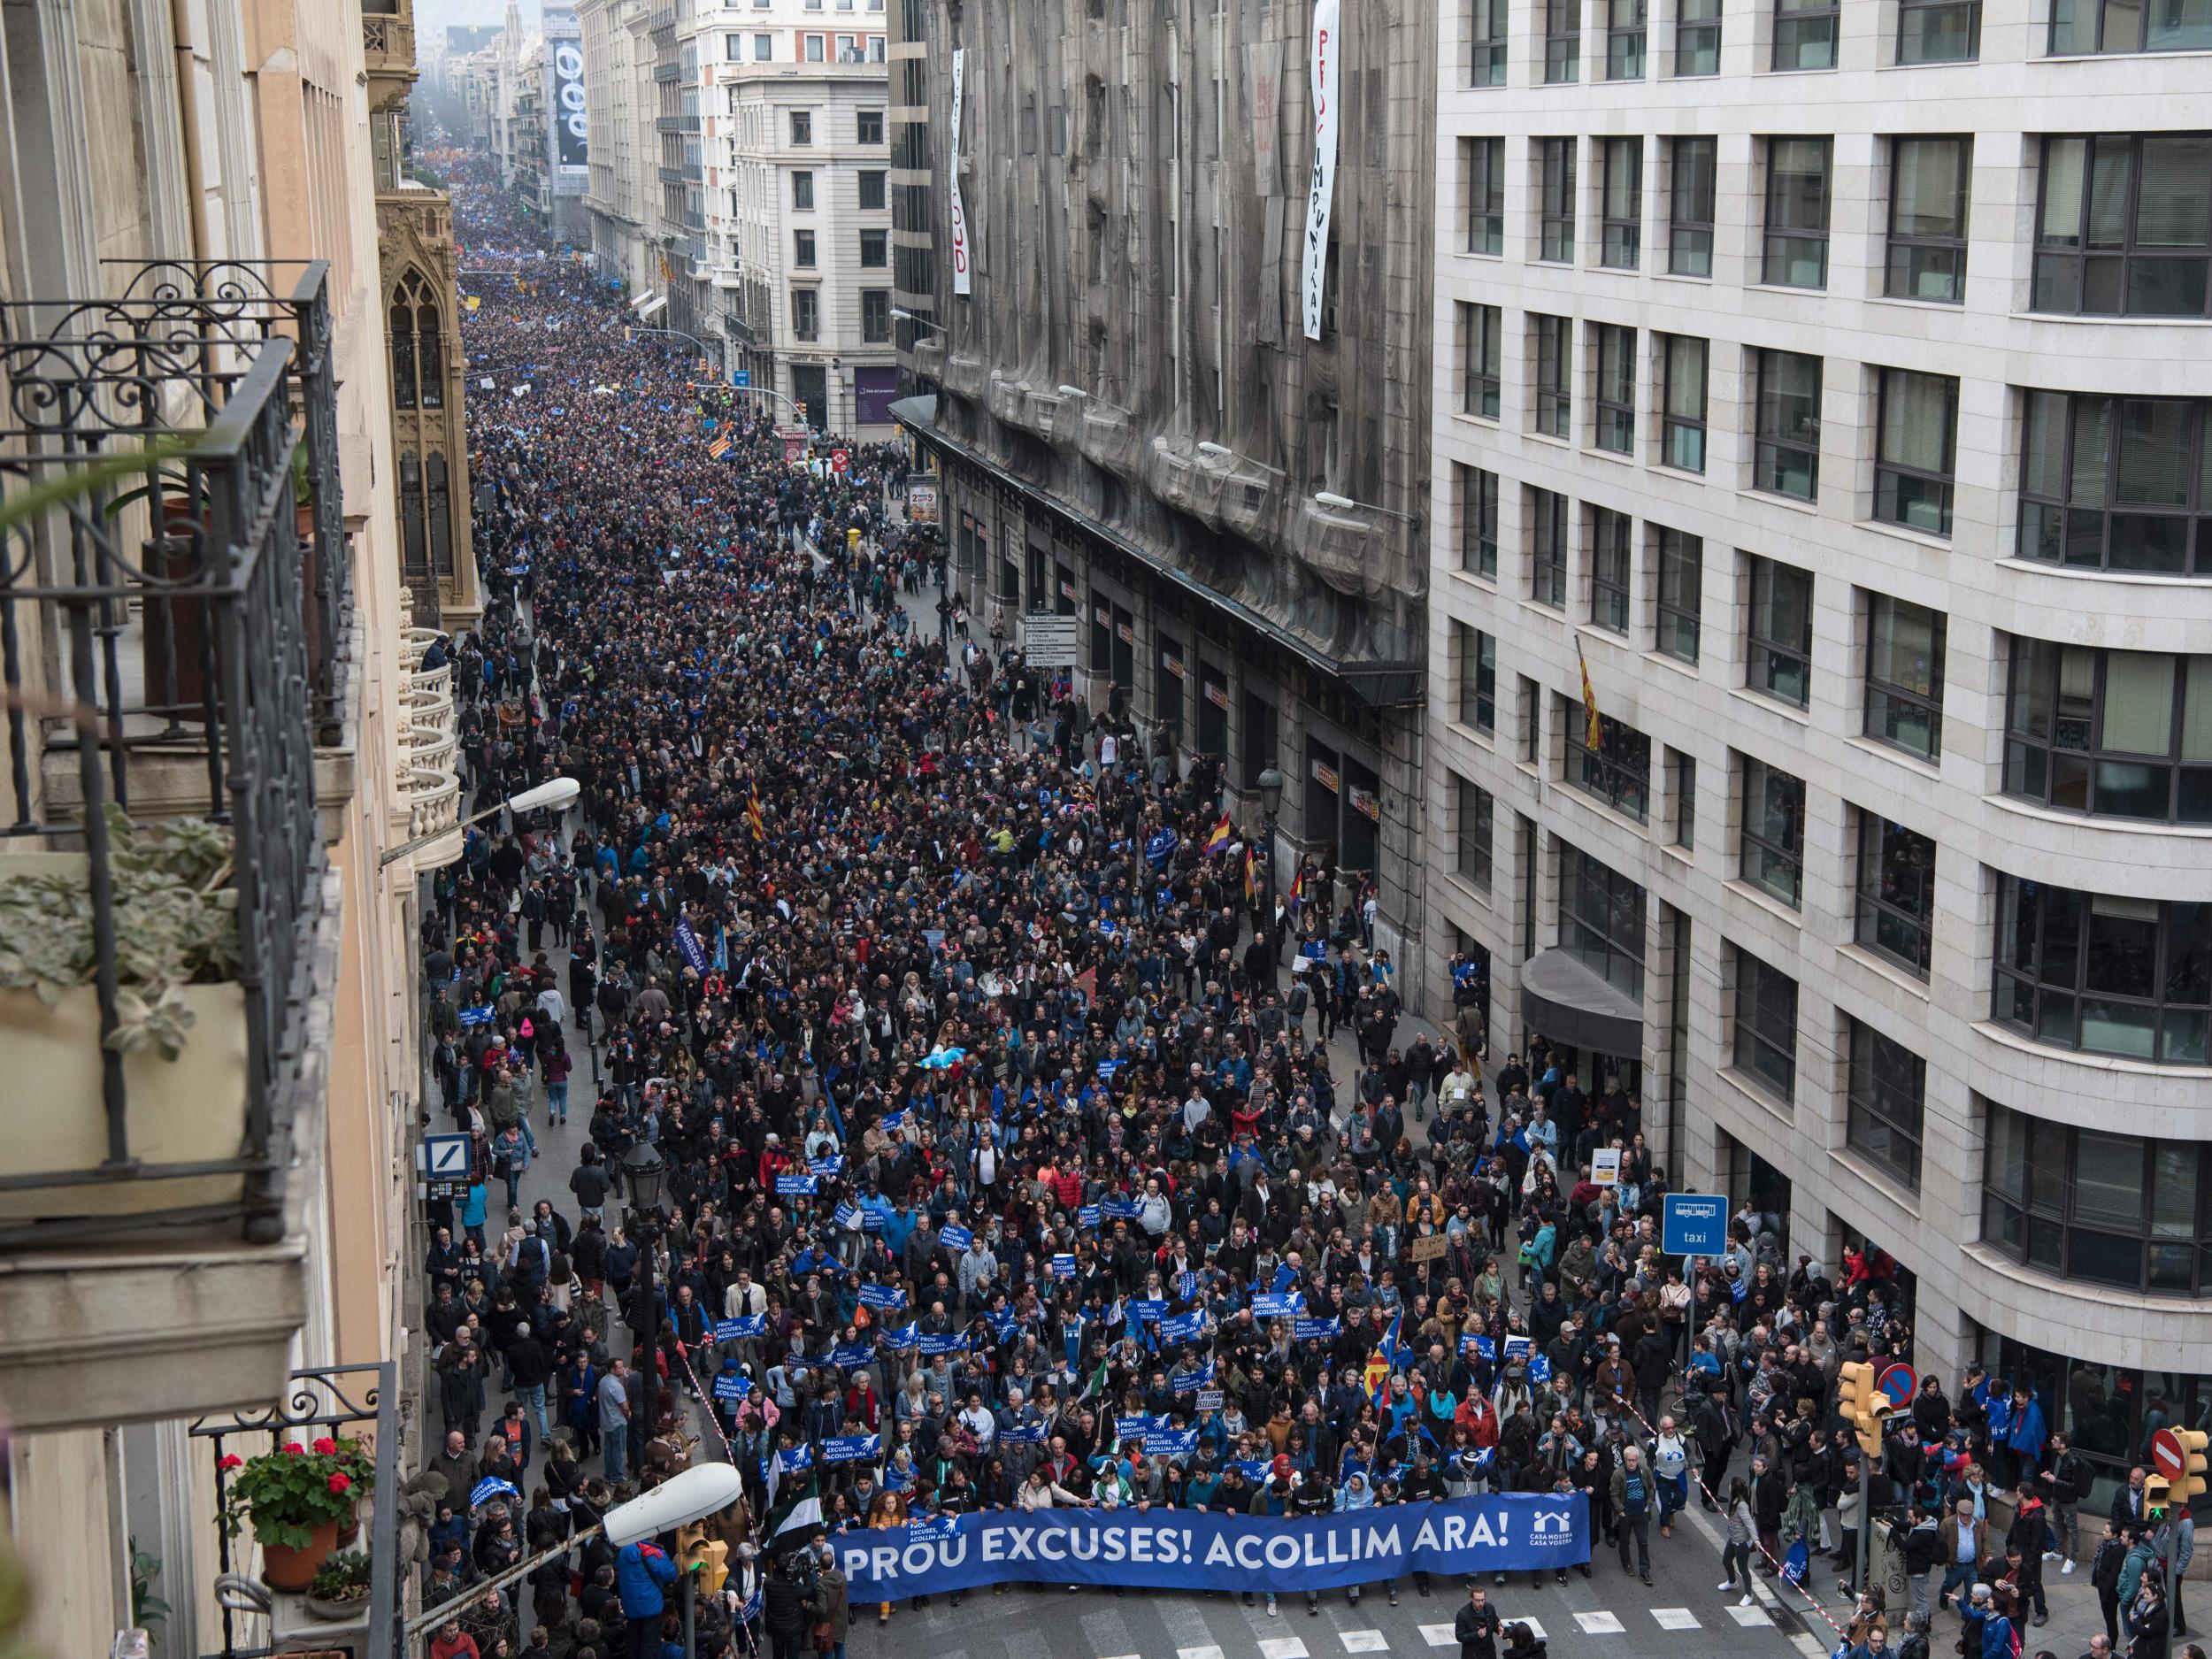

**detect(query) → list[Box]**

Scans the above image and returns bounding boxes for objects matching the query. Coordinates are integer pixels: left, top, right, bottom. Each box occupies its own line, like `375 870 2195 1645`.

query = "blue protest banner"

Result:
918 1331 970 1356
772 1444 814 1478
1125 1298 1167 1325
909 1515 958 1543
1051 1253 1077 1278
1099 1197 1141 1220
857 1284 907 1312
1462 1333 1495 1362
674 918 709 975
833 1202 861 1229
716 1315 766 1341
940 1225 974 1253
810 1155 845 1177
776 1172 818 1195
1252 1293 1303 1319
879 1321 919 1349
1171 1359 1215 1394
1114 1414 1162 1443
830 1494 1590 1601
713 1372 751 1402
458 1004 495 1027
821 1433 881 1464
470 1477 522 1509
982 1307 1018 1337
1157 1310 1208 1345
1077 1206 1100 1229
998 1420 1046 1445
831 1343 878 1371
1294 1316 1342 1341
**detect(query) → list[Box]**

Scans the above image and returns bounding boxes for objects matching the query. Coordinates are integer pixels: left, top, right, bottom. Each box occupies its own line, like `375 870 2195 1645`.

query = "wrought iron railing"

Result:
0 259 344 1246
195 1363 403 1659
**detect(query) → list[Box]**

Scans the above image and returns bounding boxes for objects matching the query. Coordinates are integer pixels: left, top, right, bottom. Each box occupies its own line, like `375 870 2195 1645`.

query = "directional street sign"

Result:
732 370 751 388
1662 1193 1729 1256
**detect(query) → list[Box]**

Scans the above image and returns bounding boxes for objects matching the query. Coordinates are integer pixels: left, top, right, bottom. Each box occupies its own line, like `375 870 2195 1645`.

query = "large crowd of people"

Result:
410 155 2194 1659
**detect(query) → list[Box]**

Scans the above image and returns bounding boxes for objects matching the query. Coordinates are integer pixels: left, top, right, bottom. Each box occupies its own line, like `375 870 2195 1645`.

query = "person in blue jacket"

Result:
617 1535 679 1659
2001 1383 2047 1490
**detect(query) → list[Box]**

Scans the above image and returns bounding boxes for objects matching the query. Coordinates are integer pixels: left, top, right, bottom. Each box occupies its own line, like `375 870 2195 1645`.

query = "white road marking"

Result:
1259 1641 1310 1659
1176 1647 1225 1659
1418 1626 1457 1647
1652 1609 1701 1630
1340 1634 1389 1654
1573 1612 1626 1634
1727 1603 1773 1626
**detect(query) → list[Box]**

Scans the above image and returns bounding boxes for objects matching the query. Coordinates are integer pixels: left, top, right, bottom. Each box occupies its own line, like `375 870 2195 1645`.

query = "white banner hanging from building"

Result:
1300 0 1341 341
949 49 972 296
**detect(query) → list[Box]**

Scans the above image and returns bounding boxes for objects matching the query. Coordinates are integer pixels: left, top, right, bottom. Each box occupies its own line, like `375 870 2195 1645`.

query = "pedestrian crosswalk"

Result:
1136 1607 1763 1658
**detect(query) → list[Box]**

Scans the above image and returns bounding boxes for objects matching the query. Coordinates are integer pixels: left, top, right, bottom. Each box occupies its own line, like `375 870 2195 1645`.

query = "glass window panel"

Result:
2183 663 2212 761
2138 135 2212 248
1894 139 1965 236
2075 1130 2147 1227
1882 370 1957 474
2116 400 2194 505
2150 1145 2197 1237
2101 651 2177 753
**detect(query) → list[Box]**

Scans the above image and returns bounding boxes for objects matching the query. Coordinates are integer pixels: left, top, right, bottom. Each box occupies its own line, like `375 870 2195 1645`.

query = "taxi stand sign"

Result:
1663 1193 1729 1257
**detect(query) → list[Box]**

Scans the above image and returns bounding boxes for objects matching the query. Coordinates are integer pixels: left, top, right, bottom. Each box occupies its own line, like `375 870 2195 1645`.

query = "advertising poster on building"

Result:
549 35 588 174
1300 0 1340 340
949 50 972 296
906 481 939 525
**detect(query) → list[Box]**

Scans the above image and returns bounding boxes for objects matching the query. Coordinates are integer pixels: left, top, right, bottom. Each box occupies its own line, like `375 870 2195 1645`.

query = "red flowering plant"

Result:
219 1433 375 1548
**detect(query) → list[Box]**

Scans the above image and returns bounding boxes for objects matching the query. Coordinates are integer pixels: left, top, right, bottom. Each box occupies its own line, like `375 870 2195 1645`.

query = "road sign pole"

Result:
1856 1455 1870 1598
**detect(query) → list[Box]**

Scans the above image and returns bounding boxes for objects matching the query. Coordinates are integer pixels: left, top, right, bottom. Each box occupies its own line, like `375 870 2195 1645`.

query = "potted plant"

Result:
304 1550 373 1621
0 807 250 1225
218 1435 373 1591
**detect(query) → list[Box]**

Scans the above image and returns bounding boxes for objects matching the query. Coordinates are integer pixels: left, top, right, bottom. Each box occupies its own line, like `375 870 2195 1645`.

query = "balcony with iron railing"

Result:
0 259 353 1434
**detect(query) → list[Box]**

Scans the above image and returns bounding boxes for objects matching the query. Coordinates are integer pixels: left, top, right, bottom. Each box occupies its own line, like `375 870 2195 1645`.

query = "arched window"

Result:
388 269 444 412
398 451 427 584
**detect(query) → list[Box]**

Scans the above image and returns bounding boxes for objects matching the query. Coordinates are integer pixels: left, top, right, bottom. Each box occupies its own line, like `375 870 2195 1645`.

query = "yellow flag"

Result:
1576 637 1603 752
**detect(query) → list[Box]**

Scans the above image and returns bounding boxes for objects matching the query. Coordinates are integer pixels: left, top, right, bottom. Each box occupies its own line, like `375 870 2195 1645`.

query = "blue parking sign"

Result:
1663 1193 1729 1256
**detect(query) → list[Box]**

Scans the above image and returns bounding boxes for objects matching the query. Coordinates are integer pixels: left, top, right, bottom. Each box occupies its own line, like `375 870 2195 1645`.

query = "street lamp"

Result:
1195 441 1232 459
623 1140 667 1482
379 775 580 869
890 307 944 333
1255 765 1285 971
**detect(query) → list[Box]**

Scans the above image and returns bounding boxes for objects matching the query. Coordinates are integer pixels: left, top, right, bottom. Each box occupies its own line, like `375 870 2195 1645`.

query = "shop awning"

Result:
1518 948 1643 1056
631 292 665 318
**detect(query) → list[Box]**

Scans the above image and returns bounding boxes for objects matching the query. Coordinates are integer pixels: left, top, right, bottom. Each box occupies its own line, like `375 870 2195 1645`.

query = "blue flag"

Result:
469 1477 521 1509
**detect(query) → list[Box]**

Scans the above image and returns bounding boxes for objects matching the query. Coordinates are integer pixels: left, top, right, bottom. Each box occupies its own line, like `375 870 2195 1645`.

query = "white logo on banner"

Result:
949 50 972 296
1300 0 1341 341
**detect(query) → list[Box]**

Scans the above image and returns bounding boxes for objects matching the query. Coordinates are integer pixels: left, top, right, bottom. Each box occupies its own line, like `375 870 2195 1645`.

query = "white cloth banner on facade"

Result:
949 49 972 296
1300 0 1341 341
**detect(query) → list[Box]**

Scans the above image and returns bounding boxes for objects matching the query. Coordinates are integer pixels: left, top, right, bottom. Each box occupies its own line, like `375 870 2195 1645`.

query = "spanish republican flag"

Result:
1575 636 1604 751
1287 866 1306 913
745 787 767 843
1202 813 1232 855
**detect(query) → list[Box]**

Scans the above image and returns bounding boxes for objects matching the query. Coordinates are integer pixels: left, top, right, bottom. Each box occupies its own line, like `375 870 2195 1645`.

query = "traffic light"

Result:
2176 1430 2209 1505
698 1537 730 1594
2147 1475 2171 1517
1839 1360 1890 1460
676 1522 713 1577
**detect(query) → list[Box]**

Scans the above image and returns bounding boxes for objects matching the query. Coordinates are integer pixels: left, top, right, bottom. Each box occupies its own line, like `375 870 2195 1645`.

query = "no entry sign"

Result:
2153 1426 2186 1483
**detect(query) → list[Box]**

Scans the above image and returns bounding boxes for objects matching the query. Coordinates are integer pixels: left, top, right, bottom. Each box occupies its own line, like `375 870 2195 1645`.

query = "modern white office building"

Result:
1427 0 2212 1471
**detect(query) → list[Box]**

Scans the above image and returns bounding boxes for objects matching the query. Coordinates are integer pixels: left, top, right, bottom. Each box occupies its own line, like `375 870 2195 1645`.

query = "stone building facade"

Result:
899 0 1437 987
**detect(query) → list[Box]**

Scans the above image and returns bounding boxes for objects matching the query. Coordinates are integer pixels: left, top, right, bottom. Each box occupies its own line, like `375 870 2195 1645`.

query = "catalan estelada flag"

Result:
1576 636 1603 751
1364 1309 1403 1407
709 433 732 459
1202 813 1232 855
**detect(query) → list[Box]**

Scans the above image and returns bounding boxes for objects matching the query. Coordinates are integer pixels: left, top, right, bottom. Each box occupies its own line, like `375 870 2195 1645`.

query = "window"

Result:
1529 486 1569 606
1866 595 1947 760
2052 0 2212 52
1854 811 1937 977
1601 138 1642 267
1464 137 1504 254
2018 391 2212 574
1747 554 1814 706
1462 302 1502 419
1675 0 1722 71
860 228 888 265
794 227 817 266
2034 134 2212 318
858 110 885 143
1847 1022 1926 1191
1763 138 1832 287
1534 315 1571 439
1455 777 1495 889
1772 0 1838 65
1457 465 1501 579
1671 750 1698 848
1740 757 1805 907
1875 369 1959 535
1593 326 1636 455
1568 711 1652 820
1667 138 1716 275
1562 843 1647 998
1732 947 1799 1102
792 170 815 210
1886 137 1970 302
1540 139 1578 262
862 288 891 342
1520 676 1542 764
1608 0 1647 75
1545 0 1582 81
792 287 819 340
791 111 813 144
726 33 746 58
1455 623 1499 729
755 32 773 57
1471 0 1509 82
1656 528 1702 662
2002 640 2212 824
1996 877 2212 1064
1590 507 1632 633
1984 1105 2212 1294
858 169 887 210
1900 0 1979 59
1754 349 1822 501
805 33 826 59
1660 335 1707 472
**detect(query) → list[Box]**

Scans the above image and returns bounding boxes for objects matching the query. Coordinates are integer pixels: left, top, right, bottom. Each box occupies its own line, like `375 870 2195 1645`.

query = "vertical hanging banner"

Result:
949 49 972 296
1300 0 1342 341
